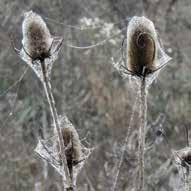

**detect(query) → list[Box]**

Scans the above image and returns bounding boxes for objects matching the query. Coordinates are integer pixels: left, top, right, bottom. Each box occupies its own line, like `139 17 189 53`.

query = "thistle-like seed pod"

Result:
22 11 52 62
61 126 82 165
57 120 82 177
126 16 157 77
175 148 191 167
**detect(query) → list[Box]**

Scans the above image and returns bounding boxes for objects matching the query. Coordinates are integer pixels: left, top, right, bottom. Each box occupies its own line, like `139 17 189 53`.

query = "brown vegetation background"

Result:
0 0 191 190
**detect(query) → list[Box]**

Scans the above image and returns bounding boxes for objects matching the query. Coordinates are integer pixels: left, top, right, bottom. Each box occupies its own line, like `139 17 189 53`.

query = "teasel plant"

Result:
173 126 191 191
12 10 75 190
155 123 191 191
34 115 92 191
111 16 172 191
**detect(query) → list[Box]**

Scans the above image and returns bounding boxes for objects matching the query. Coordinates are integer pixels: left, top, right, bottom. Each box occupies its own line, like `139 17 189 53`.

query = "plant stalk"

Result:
185 167 191 191
40 60 73 190
137 77 147 191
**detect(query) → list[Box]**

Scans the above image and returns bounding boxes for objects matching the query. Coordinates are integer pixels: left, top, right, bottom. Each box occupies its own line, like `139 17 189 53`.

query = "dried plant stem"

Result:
40 61 72 190
137 77 147 191
185 168 191 191
188 169 191 191
112 92 139 191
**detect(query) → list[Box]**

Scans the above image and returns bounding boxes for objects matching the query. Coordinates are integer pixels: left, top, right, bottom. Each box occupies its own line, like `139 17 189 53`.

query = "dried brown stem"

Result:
185 167 191 191
137 77 147 191
40 60 72 190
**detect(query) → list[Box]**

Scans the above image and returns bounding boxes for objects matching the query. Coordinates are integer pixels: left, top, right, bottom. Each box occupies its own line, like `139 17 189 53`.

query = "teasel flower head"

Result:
112 16 171 82
21 10 53 63
126 16 157 78
174 147 191 168
16 11 63 80
35 115 92 182
60 117 83 167
173 147 191 190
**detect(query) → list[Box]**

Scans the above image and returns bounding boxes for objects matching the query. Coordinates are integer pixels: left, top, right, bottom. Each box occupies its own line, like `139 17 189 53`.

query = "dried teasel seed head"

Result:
22 11 52 61
59 125 82 176
62 126 82 161
127 16 157 77
174 147 191 167
61 126 82 164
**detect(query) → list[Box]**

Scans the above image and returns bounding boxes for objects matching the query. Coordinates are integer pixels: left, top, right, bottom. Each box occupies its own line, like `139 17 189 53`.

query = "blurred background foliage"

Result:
0 0 191 190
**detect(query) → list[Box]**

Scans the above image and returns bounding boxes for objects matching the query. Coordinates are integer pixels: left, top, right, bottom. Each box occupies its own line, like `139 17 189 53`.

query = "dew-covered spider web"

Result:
19 36 63 81
35 115 93 183
0 65 29 129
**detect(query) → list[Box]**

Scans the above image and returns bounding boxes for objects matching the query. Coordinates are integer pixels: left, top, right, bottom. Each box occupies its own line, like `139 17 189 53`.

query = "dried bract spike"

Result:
126 16 157 77
22 11 52 62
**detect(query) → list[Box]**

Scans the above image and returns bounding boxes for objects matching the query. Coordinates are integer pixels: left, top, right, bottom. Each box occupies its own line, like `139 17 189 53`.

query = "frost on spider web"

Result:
19 51 43 80
19 37 63 81
35 135 65 176
145 39 172 87
102 141 137 190
35 115 92 180
111 56 129 79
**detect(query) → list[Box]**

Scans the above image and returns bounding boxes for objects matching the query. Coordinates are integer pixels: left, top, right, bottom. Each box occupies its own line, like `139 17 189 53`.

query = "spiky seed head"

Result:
61 126 82 164
22 11 52 61
175 147 191 167
59 125 82 177
127 16 157 77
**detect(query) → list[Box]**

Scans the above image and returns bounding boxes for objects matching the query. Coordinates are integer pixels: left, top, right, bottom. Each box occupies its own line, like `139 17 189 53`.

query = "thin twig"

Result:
112 92 139 191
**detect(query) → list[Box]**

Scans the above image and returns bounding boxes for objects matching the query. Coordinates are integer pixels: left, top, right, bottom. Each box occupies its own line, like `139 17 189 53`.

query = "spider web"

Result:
0 65 29 129
19 37 63 81
34 115 93 182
